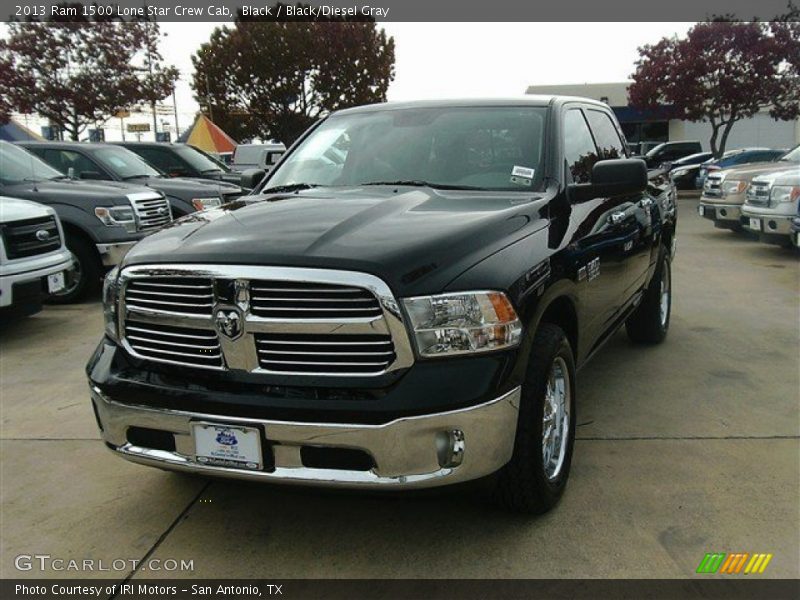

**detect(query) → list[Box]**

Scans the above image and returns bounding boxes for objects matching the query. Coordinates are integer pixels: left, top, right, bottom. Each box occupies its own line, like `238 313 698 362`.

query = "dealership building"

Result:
525 82 800 152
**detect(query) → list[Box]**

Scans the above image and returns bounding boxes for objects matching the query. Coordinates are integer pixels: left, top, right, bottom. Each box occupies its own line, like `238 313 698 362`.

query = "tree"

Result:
191 10 395 144
1 16 179 140
629 18 800 157
0 55 12 124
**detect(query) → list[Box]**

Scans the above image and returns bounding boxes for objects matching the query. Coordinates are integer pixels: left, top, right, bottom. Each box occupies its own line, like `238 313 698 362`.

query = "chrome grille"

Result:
117 265 414 377
1 215 61 259
124 277 214 316
703 173 723 197
255 333 396 374
250 281 383 319
131 194 172 231
746 181 771 207
123 320 223 369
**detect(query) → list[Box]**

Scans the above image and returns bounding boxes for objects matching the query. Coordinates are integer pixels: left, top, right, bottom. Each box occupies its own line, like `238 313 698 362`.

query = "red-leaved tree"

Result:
629 18 800 157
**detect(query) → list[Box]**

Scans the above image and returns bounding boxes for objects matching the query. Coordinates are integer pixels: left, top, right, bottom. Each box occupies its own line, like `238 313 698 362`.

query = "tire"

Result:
492 324 577 514
625 245 671 344
47 233 101 304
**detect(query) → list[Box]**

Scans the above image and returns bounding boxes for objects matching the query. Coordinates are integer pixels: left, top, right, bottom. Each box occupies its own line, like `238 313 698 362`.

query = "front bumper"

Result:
96 242 138 267
0 252 74 310
697 200 743 225
741 206 794 241
91 385 521 489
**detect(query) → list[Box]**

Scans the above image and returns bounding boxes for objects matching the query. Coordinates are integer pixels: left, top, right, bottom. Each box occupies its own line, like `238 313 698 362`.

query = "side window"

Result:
44 149 104 179
585 110 626 160
137 148 183 174
563 108 598 184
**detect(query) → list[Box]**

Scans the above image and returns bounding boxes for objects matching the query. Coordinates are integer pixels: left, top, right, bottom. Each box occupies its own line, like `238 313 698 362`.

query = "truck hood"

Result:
2 179 158 207
0 195 56 222
718 161 797 181
751 168 800 187
122 186 547 295
130 176 242 200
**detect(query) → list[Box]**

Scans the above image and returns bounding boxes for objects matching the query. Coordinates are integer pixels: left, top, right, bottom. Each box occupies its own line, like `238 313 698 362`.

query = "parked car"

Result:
231 142 286 174
643 141 702 169
668 152 714 190
18 142 243 217
741 169 800 246
791 205 800 248
113 142 245 187
0 196 74 319
698 146 800 232
0 141 171 301
695 148 785 189
88 97 676 514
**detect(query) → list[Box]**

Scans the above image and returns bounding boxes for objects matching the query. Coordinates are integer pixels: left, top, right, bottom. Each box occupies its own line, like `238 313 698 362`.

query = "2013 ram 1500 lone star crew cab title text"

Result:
88 97 677 513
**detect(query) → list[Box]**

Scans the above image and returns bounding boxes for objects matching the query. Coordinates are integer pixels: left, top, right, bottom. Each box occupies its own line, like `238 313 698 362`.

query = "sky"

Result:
4 22 695 140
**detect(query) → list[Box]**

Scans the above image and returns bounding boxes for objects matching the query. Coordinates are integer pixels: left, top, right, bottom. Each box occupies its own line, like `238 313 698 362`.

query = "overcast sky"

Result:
4 22 694 139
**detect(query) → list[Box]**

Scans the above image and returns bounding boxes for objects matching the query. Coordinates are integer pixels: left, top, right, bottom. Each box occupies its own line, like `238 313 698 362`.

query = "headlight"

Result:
95 205 136 233
769 185 800 207
721 180 746 196
102 266 120 341
403 291 522 357
192 197 223 211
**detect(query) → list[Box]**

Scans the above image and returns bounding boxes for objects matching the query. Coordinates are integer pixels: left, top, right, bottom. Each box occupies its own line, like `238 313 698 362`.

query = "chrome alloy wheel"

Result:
659 259 671 328
542 356 570 480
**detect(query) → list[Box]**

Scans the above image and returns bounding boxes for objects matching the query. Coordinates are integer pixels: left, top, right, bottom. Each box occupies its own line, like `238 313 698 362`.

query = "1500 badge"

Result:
578 257 600 282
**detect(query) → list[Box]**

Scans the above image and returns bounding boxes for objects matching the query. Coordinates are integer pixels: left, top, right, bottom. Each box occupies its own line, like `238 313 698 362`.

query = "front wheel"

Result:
625 245 671 344
47 234 101 304
492 323 577 514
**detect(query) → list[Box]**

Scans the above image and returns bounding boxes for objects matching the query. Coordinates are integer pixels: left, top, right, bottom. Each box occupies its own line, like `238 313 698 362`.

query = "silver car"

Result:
741 169 800 246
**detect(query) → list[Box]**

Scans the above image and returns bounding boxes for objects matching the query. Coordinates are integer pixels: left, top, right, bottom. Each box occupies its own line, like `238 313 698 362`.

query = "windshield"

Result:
176 145 231 173
266 106 547 192
0 141 65 184
91 146 162 179
780 146 800 162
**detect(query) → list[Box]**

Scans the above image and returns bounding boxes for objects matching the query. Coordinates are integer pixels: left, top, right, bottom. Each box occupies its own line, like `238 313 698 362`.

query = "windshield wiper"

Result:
201 168 223 174
260 183 318 194
49 175 70 181
361 180 484 191
121 174 150 181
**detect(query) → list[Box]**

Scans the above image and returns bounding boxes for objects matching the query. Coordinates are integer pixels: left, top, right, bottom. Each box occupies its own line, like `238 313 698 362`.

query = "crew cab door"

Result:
561 106 643 348
584 109 653 302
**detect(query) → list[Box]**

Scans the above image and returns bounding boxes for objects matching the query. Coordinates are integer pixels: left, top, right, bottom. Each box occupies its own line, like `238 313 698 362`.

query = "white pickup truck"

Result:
0 196 74 319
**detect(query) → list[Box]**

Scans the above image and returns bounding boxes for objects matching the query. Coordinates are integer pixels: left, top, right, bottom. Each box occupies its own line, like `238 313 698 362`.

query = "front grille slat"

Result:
250 279 382 319
1 216 61 259
746 182 771 207
123 319 223 369
255 333 396 374
125 277 213 317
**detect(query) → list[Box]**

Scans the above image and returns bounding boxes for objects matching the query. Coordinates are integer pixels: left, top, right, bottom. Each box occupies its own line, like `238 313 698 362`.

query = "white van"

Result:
0 196 74 319
231 143 286 173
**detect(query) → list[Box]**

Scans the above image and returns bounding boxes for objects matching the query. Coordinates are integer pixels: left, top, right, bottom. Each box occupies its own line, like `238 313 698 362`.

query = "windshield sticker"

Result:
511 165 534 186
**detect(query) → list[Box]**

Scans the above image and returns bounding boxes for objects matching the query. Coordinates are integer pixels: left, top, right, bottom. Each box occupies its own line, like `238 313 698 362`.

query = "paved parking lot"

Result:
1 197 798 580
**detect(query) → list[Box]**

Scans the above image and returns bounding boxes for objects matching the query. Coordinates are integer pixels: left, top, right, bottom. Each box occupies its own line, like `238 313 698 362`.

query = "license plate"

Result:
47 271 65 294
697 205 704 216
749 218 761 231
192 423 263 470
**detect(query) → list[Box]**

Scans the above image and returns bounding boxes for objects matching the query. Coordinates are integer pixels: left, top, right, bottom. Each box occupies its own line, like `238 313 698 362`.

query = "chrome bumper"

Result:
91 386 521 489
96 242 137 267
698 201 742 222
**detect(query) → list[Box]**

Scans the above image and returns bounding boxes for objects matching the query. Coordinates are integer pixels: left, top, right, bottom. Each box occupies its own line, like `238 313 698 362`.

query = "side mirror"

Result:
80 171 104 180
240 168 266 190
568 158 648 203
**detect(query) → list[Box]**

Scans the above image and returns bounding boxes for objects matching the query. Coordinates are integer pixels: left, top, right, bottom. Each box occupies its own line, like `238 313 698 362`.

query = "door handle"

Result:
609 211 626 225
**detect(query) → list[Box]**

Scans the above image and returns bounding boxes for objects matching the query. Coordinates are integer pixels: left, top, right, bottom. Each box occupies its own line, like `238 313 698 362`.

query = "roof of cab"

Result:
332 95 610 116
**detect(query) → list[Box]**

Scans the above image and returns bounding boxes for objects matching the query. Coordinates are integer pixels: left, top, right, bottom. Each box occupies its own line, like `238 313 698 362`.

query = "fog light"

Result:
436 429 465 468
768 220 777 230
720 209 727 217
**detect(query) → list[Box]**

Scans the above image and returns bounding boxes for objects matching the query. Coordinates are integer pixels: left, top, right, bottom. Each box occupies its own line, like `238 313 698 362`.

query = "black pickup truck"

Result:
87 98 676 513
